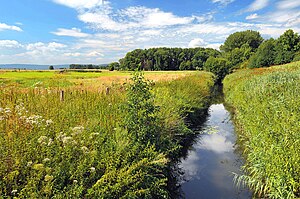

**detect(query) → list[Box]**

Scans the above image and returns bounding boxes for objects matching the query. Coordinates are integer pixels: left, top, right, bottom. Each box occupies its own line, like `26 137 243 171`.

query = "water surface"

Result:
179 104 251 199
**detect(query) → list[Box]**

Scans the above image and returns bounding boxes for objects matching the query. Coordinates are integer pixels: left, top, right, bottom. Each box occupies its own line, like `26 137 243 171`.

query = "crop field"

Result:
0 70 214 198
223 61 300 198
0 70 197 89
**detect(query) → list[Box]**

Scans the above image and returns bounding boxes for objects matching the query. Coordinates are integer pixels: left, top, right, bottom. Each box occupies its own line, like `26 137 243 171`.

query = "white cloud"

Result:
0 23 22 32
0 40 22 48
188 38 206 48
52 28 90 37
87 51 104 57
211 0 235 5
246 13 259 20
245 0 269 12
277 0 300 10
52 0 104 9
64 52 81 57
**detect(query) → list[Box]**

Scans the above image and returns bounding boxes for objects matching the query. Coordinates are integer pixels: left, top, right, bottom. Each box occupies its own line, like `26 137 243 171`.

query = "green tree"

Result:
277 29 300 52
220 30 263 53
108 62 119 71
248 39 276 68
49 65 54 70
204 57 229 81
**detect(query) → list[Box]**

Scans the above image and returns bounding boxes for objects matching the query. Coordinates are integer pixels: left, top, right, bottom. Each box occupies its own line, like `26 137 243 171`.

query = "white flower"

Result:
90 167 95 172
43 158 50 162
38 136 48 145
4 108 11 114
0 107 3 112
48 138 53 146
71 126 84 135
62 136 72 145
11 189 17 194
81 146 89 153
73 179 78 184
27 161 33 167
46 119 53 125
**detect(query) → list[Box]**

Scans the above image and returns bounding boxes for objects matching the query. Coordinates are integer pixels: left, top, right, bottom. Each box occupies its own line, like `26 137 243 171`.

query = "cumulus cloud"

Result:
245 0 269 12
246 13 259 20
0 23 22 32
0 40 22 48
52 0 104 9
188 38 206 48
52 28 90 37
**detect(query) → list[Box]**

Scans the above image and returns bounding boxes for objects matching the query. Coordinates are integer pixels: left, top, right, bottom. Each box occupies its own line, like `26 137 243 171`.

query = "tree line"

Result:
111 29 300 81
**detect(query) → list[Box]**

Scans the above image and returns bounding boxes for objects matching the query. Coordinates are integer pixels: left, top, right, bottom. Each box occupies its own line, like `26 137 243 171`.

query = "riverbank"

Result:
0 71 214 198
223 61 300 198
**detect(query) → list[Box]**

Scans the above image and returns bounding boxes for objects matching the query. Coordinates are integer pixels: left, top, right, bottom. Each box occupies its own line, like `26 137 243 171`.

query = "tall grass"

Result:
223 61 300 198
0 71 214 198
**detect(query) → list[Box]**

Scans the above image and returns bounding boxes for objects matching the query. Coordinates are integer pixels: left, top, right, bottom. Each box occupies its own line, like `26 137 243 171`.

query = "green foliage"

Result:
0 71 214 198
108 62 119 71
204 57 230 81
125 73 160 146
220 30 263 53
49 65 54 70
277 29 300 52
224 62 300 198
248 39 276 68
119 47 220 71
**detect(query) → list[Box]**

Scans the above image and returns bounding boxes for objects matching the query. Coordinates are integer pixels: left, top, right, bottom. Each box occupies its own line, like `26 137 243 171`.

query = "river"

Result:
177 104 251 199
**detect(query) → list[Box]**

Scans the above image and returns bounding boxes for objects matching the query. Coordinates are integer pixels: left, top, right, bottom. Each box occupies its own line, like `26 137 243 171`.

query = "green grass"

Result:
0 71 214 198
223 61 300 198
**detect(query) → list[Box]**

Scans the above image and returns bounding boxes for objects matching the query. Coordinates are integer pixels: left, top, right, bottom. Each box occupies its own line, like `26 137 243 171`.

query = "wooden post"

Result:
60 90 64 102
105 87 110 95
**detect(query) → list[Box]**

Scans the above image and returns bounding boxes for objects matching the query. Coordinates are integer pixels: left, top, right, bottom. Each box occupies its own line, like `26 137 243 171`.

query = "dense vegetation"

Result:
119 47 220 71
69 64 108 69
223 61 300 198
0 71 214 198
116 29 300 82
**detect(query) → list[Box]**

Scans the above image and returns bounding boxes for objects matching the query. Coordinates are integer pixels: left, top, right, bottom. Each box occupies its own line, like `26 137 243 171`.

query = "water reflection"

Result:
178 104 251 199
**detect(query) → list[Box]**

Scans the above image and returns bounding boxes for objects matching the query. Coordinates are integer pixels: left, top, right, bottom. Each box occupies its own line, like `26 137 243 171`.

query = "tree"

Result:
204 57 230 81
108 62 119 71
220 30 263 53
49 65 54 70
277 29 300 52
248 39 276 68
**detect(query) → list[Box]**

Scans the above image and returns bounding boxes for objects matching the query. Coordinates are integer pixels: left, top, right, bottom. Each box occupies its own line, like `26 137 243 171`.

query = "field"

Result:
0 70 214 198
0 70 197 89
223 61 300 198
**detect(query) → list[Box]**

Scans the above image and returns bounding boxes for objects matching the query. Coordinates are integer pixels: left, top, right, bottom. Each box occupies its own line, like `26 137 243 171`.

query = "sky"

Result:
0 0 300 65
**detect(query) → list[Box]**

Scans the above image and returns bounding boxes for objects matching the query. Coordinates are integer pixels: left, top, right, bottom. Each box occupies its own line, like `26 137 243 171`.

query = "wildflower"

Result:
62 136 72 145
4 108 11 114
48 138 53 146
81 146 89 153
11 189 17 194
71 126 84 135
46 119 53 126
73 179 78 184
27 161 33 167
38 136 48 145
44 175 54 182
90 167 96 172
43 158 50 162
0 107 3 112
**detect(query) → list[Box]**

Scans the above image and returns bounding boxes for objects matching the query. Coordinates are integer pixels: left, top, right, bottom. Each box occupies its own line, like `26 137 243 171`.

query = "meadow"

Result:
223 61 300 198
0 70 214 198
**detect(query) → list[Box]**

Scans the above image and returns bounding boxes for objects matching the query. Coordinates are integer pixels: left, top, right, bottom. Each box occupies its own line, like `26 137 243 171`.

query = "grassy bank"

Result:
0 71 214 198
223 61 300 198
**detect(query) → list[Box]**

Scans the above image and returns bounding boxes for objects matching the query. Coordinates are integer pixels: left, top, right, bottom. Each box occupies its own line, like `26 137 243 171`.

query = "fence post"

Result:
60 90 64 102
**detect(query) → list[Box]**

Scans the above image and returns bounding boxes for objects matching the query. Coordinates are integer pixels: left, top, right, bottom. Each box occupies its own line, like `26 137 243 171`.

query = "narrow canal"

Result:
178 103 252 199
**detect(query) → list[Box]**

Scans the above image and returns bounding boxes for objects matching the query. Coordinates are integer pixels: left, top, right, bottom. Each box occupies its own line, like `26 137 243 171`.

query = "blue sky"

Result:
0 0 299 64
